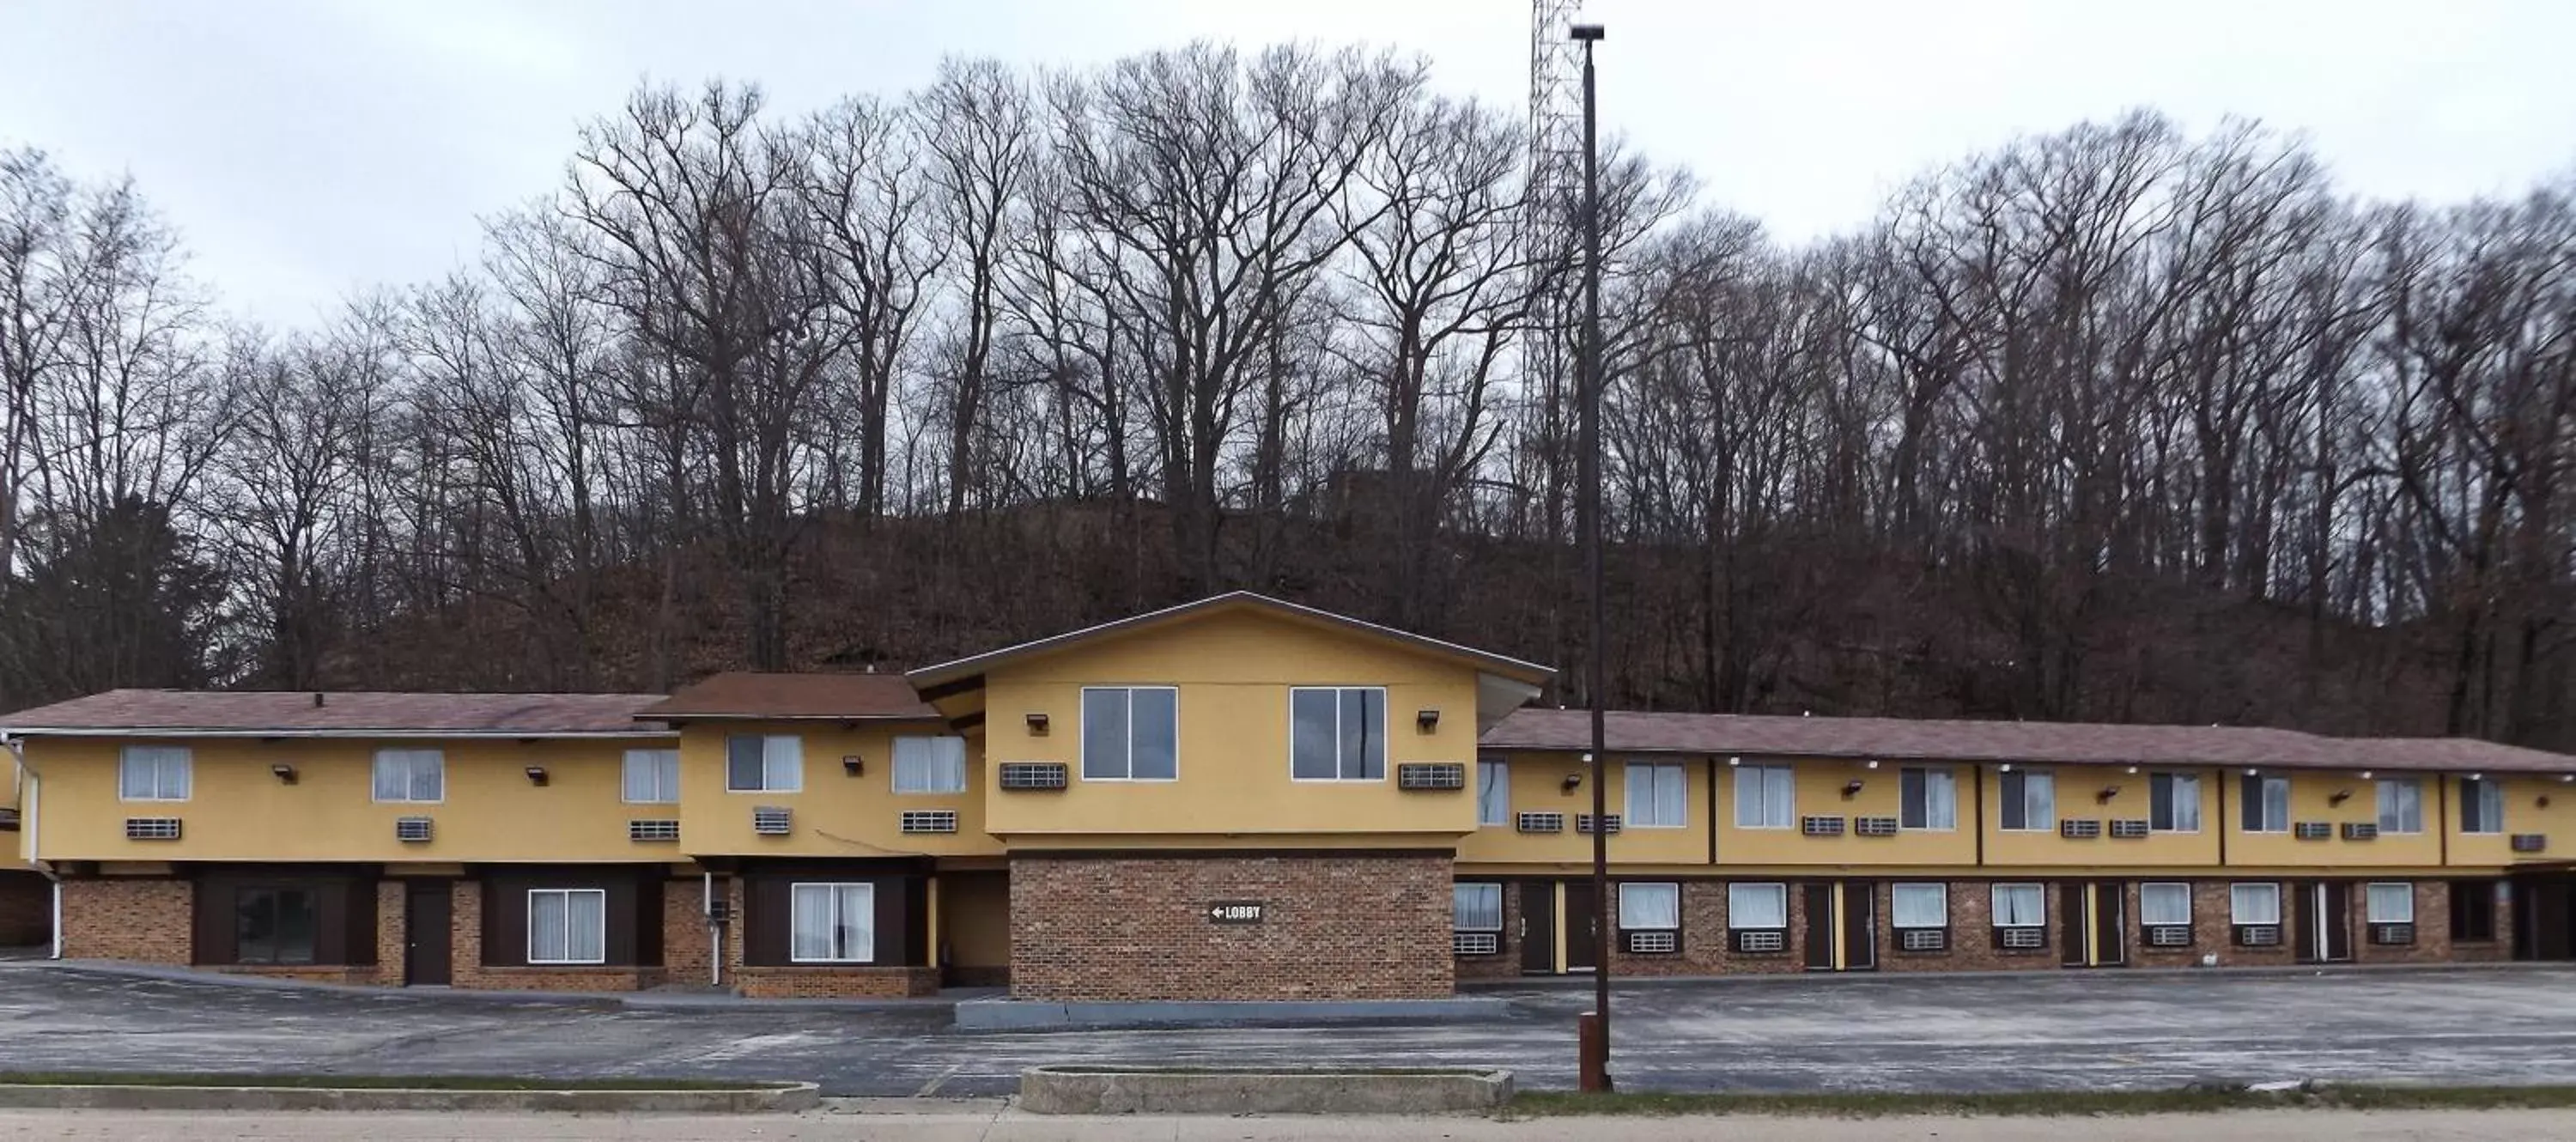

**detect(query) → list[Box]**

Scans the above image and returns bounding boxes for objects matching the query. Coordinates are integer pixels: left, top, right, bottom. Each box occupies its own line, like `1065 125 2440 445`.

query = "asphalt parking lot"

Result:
3 962 2574 1096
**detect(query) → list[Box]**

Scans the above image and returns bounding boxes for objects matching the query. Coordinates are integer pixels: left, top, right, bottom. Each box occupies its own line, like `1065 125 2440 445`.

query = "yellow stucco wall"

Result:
2224 770 2442 868
1455 752 1707 866
1716 757 1982 866
674 720 1000 858
24 735 684 863
2451 774 2576 865
1979 764 2223 866
977 608 1482 838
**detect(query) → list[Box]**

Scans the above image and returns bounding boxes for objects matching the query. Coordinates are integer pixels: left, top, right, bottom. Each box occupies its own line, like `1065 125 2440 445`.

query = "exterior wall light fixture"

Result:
1417 708 1440 732
524 766 548 787
1026 713 1049 734
1841 781 1864 799
270 763 297 785
842 755 864 777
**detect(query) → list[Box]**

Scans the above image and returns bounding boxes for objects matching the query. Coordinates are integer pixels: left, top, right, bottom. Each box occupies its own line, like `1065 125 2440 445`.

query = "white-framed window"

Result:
1891 882 1947 928
371 749 445 804
1727 882 1787 929
118 745 191 802
1625 762 1686 828
2376 778 2424 835
2230 882 2281 926
1620 882 1682 931
526 888 606 965
1453 883 1503 932
1476 759 1510 827
2366 882 2415 924
2149 773 2201 832
724 734 802 793
1081 686 1178 781
2141 882 2193 926
1289 686 1386 781
2240 774 2290 833
789 882 876 963
1899 768 1954 830
892 735 969 794
621 748 679 804
1997 770 2054 831
2460 778 2505 835
1733 765 1794 829
1990 883 2045 927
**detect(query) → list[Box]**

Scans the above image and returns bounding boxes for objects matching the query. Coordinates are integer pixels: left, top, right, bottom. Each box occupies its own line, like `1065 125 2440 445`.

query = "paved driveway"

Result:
2 963 2574 1096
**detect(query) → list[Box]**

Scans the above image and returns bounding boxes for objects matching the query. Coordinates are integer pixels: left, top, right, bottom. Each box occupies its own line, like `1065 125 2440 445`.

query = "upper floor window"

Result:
1476 759 1510 827
622 749 679 804
2460 778 2505 835
2240 774 2289 833
372 749 445 804
892 735 969 794
2377 778 2424 835
1289 687 1385 781
1899 768 1955 830
118 745 191 802
1082 687 1177 781
1625 762 1686 828
1998 769 2054 831
2149 773 2201 832
1733 764 1794 829
726 734 803 793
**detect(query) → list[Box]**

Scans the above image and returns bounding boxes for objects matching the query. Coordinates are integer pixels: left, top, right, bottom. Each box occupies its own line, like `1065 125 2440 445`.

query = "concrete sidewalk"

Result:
33 959 993 1012
3 1107 2573 1140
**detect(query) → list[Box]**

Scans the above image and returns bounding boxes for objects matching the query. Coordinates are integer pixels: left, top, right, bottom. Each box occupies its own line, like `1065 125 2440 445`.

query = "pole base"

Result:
1577 1010 1613 1092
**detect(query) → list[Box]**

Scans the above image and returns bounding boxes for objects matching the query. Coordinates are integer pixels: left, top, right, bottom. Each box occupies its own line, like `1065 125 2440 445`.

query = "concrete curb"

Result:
0 1081 820 1114
1018 1066 1511 1115
956 995 1515 1030
1461 961 2576 991
21 960 968 1012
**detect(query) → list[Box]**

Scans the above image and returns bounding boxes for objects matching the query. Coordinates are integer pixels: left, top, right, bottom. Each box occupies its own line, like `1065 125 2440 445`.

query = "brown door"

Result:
2059 884 2089 967
1563 880 1599 972
1521 881 1558 975
2318 882 2352 963
1803 884 1836 969
1841 881 1877 971
404 882 451 986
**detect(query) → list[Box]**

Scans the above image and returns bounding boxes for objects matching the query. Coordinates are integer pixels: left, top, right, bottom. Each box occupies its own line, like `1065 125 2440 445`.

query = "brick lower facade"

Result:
60 877 190 963
1010 851 1453 1001
733 965 940 998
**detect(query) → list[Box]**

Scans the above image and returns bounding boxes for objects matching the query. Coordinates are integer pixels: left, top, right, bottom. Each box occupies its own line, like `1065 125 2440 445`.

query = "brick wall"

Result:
1011 852 1452 1001
374 881 405 986
1454 880 1523 981
662 878 714 987
60 878 189 963
733 965 939 998
442 878 666 992
0 871 50 947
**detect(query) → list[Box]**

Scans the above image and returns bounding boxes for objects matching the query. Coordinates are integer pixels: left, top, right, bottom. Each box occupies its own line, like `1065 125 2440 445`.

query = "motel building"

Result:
4 592 2576 999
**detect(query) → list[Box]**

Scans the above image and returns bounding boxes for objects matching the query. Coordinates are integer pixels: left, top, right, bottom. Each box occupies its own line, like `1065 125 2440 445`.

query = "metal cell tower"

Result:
1520 0 1588 540
1528 0 1588 239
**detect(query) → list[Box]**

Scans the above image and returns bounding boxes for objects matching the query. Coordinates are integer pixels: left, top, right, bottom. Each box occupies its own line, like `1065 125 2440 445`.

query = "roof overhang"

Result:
0 727 679 740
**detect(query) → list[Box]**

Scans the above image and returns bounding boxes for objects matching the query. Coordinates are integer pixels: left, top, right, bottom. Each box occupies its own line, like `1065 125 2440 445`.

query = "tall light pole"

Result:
1569 18 1611 1096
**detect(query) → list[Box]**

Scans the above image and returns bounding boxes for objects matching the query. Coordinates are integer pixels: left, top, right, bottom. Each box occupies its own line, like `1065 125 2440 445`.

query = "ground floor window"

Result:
2451 880 2500 942
1891 883 1947 951
1727 882 1787 954
790 883 876 963
2141 881 2194 947
1453 883 1503 957
1990 883 2045 951
2230 883 2282 946
2366 882 2415 945
234 887 317 965
1619 882 1682 954
527 889 607 965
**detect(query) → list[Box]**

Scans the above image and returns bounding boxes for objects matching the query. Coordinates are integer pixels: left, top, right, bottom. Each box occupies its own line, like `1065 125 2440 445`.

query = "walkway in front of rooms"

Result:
4 960 2574 1096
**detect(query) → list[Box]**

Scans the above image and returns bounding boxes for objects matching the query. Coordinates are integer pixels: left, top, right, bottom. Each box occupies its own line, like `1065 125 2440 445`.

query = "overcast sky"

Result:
5 0 2571 325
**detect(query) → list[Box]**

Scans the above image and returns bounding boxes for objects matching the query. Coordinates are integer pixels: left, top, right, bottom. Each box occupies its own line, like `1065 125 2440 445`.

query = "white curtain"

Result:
567 892 605 963
1727 883 1785 929
623 749 677 803
1627 763 1686 827
119 745 190 800
2262 777 2290 831
2367 883 2415 924
1477 762 1510 826
373 750 442 802
791 884 834 961
895 737 968 793
2141 884 2192 926
529 891 568 963
2378 779 2422 833
834 884 875 960
1735 767 1792 828
1991 884 2044 926
1454 884 1503 931
2021 773 2056 829
762 736 803 792
1621 883 1681 929
2231 883 2281 925
1923 770 1956 829
1892 884 1947 927
2170 774 2202 831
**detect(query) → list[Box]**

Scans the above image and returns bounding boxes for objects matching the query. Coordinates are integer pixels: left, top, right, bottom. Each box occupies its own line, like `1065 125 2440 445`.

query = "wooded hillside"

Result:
3 45 2569 744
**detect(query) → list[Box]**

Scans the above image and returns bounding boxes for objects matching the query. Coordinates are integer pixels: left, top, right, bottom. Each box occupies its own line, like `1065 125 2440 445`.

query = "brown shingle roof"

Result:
0 689 670 737
1479 708 2576 774
636 672 939 721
